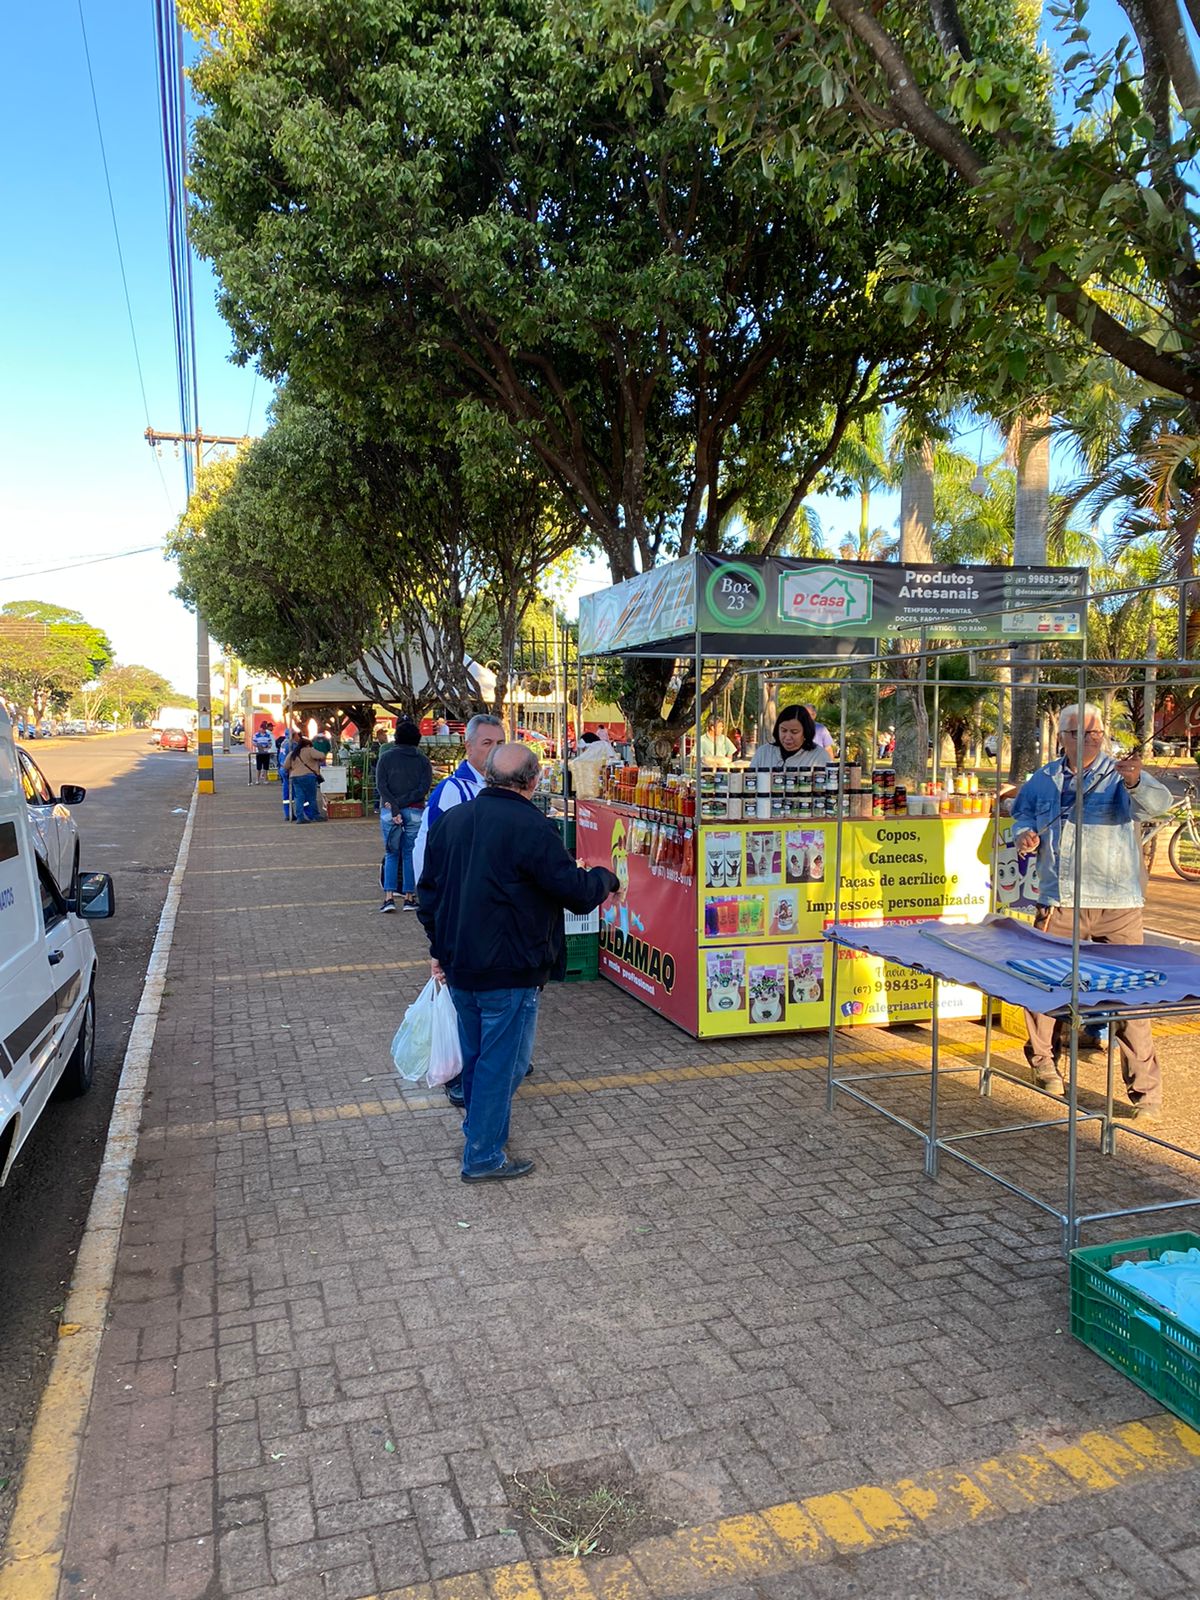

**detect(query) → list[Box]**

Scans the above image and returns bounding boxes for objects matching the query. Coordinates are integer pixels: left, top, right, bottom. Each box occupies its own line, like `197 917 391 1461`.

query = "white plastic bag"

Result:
391 979 436 1082
427 982 464 1088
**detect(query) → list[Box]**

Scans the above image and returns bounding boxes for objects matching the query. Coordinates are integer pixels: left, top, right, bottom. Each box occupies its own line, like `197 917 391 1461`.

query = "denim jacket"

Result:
1010 753 1172 908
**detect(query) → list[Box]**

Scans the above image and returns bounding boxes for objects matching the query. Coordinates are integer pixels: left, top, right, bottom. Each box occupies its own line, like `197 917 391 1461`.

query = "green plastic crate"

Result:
555 816 577 852
1070 1231 1200 1430
564 930 599 983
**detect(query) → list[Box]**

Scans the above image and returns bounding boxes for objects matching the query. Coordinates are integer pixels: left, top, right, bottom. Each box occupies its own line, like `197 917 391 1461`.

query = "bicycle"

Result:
1142 780 1200 880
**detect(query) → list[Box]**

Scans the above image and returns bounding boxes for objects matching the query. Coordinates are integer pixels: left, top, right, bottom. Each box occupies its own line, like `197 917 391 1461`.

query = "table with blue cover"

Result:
822 914 1200 1250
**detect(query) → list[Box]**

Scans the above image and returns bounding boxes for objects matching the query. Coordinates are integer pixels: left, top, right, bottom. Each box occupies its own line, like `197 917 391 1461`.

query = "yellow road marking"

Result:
138 1041 1030 1145
349 1413 1200 1600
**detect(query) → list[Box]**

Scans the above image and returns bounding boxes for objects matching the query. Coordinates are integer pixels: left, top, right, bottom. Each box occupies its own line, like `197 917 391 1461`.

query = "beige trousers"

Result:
1022 905 1160 1103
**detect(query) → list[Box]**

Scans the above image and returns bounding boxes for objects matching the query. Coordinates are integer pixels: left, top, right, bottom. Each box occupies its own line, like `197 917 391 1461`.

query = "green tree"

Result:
82 664 177 726
184 0 1004 742
0 602 114 724
169 396 584 719
654 0 1200 408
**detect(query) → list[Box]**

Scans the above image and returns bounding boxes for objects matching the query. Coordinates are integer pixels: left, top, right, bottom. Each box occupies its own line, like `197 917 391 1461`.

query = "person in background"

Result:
411 714 506 884
375 720 433 912
434 715 451 738
1013 701 1172 1117
276 728 294 820
284 735 325 822
750 705 831 771
412 713 507 1103
700 716 737 761
804 704 836 754
417 743 620 1183
252 721 275 783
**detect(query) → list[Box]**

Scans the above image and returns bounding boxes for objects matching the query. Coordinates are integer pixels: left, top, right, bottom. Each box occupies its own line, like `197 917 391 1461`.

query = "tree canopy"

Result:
648 0 1200 409
168 395 584 717
0 602 114 722
186 0 995 590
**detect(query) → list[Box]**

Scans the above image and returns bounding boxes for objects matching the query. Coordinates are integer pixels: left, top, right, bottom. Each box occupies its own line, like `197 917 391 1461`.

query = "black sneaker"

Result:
445 1075 465 1108
461 1159 535 1184
379 899 397 913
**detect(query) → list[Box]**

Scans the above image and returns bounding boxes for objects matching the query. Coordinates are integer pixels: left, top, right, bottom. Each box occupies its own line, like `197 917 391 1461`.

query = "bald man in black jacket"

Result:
417 742 619 1183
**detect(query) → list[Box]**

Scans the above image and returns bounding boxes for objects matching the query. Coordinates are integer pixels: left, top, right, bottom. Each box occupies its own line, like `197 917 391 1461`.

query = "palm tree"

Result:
1049 367 1200 653
832 414 899 560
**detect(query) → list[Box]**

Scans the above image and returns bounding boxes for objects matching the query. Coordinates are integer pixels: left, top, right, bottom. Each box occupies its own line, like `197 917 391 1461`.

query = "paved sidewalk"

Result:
47 779 1200 1598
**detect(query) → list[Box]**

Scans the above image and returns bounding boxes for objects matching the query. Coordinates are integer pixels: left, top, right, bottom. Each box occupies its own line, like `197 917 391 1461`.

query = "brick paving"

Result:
53 775 1200 1598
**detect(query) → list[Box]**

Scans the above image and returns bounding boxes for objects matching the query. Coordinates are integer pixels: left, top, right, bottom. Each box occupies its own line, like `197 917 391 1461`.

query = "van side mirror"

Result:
59 784 87 805
75 873 115 920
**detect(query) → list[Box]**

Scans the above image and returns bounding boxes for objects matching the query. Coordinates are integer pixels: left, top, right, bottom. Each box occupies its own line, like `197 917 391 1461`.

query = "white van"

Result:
0 707 114 1185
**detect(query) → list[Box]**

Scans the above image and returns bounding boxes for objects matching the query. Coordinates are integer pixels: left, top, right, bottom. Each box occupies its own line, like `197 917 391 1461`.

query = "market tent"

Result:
285 649 497 711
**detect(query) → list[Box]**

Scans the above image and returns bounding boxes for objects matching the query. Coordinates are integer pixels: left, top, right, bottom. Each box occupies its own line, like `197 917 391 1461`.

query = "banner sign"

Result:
695 815 1012 1036
575 801 698 1032
700 555 1085 643
577 554 1086 655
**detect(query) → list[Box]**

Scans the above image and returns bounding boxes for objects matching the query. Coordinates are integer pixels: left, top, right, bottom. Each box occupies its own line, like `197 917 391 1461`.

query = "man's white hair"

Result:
1058 701 1105 731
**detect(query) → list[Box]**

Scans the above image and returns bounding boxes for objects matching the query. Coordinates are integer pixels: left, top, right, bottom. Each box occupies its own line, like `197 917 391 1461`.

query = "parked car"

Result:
158 728 189 752
0 707 115 1185
17 747 84 896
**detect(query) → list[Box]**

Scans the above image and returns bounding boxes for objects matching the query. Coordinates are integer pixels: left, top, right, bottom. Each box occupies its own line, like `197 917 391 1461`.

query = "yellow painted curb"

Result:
0 789 199 1600
352 1413 1200 1600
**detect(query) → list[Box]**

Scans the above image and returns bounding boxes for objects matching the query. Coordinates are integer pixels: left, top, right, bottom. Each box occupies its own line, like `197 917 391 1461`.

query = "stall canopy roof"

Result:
577 553 1088 659
286 646 496 708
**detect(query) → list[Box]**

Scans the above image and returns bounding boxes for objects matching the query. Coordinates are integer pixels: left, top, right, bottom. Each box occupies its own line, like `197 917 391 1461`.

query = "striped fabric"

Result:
1005 954 1165 992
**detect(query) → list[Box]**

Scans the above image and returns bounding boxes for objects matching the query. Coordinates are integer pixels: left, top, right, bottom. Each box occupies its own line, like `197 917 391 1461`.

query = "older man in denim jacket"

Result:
1012 702 1173 1117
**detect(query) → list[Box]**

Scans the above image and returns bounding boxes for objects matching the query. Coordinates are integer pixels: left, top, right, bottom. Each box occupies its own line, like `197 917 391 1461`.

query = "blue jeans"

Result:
449 986 540 1175
291 773 320 821
381 806 423 893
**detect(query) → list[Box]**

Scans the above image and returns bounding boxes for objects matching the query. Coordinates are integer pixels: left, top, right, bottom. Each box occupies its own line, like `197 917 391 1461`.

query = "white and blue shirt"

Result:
411 760 484 883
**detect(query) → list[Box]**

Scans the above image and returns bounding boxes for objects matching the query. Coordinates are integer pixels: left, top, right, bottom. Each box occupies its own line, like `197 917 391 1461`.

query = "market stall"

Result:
575 552 1085 1040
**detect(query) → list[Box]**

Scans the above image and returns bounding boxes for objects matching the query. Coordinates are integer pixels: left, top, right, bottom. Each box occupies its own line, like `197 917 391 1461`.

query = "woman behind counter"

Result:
749 704 831 771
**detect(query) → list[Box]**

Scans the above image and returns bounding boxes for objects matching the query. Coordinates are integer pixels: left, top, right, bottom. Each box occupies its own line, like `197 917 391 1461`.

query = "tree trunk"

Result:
1009 410 1050 781
1142 615 1158 751
892 438 934 784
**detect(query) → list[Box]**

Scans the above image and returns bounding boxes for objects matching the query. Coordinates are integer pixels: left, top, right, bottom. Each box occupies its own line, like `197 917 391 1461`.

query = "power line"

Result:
75 0 176 515
0 546 163 585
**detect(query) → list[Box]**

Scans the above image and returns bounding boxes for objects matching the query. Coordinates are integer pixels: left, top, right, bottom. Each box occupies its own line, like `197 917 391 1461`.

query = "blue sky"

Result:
0 1 1138 687
0 3 271 694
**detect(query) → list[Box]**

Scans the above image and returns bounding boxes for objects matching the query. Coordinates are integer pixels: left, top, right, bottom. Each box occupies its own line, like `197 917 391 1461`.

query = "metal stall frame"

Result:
821 573 1200 1252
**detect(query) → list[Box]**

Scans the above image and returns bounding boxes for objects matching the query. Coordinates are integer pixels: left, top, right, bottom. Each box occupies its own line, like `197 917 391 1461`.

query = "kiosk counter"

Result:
576 801 1035 1039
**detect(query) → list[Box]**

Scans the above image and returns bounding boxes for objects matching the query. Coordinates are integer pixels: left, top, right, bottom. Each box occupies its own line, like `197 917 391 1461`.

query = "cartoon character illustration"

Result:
604 817 644 934
995 848 1021 907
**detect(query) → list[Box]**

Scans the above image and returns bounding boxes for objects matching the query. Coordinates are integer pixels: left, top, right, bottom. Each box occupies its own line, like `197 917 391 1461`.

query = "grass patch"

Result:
508 1460 669 1559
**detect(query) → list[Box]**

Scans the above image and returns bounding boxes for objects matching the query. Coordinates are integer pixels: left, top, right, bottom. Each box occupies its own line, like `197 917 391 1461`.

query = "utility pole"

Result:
147 425 247 794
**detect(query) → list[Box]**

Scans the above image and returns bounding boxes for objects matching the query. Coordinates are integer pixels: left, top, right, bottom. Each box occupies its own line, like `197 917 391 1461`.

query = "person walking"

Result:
1013 702 1172 1116
417 743 620 1182
252 721 275 783
375 720 433 912
750 705 831 771
284 735 325 823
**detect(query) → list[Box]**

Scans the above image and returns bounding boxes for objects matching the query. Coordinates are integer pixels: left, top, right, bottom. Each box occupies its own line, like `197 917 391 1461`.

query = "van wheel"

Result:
59 986 95 1097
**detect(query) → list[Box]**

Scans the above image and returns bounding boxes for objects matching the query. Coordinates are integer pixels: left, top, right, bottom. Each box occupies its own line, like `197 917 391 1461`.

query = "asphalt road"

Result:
0 733 195 1539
